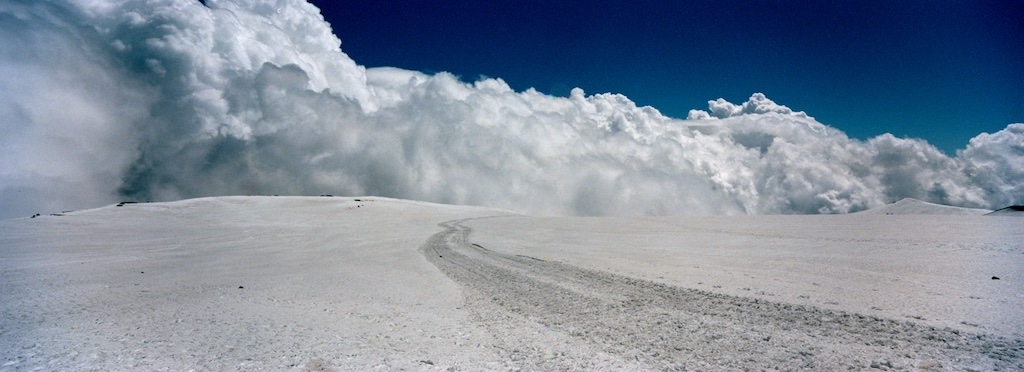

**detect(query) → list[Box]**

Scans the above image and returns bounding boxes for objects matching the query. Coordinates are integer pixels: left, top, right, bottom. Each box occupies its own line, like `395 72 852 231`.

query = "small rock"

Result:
870 360 893 369
992 276 1000 280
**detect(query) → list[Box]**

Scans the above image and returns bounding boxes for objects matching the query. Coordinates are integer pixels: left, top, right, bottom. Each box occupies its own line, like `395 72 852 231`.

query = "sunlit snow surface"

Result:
1 0 1023 220
2 197 1022 370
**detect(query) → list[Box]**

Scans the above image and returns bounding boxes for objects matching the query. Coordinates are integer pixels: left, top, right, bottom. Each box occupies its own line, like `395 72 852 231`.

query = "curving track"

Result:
422 218 1024 370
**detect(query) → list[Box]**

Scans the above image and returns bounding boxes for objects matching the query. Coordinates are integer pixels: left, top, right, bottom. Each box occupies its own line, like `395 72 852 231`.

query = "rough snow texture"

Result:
2 196 1023 370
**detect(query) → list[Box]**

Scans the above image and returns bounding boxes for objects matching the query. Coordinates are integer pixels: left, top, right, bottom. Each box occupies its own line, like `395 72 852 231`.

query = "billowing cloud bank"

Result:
1 0 1022 219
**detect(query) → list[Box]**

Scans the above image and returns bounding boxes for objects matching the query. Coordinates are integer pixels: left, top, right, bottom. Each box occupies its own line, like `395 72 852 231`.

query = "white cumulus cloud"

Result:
0 0 1021 219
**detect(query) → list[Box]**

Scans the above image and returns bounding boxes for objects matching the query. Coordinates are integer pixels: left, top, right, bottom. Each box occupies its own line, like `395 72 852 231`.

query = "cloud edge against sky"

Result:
0 0 1020 219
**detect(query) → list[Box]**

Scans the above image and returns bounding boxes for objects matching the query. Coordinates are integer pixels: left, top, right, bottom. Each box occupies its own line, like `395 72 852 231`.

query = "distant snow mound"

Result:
985 206 1024 217
855 198 992 216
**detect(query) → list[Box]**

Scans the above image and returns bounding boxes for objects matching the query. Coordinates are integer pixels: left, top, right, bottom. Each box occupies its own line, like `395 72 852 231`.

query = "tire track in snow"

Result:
422 218 1024 370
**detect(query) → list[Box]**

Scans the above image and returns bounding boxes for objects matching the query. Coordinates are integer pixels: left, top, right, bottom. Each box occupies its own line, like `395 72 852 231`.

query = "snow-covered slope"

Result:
2 196 1022 370
853 197 992 215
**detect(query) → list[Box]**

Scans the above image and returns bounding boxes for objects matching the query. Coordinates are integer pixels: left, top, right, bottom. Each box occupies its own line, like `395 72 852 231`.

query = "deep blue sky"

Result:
313 0 1023 154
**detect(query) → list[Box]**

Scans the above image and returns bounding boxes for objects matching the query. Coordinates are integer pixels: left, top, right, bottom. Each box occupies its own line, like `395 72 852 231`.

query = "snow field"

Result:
2 196 1022 370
